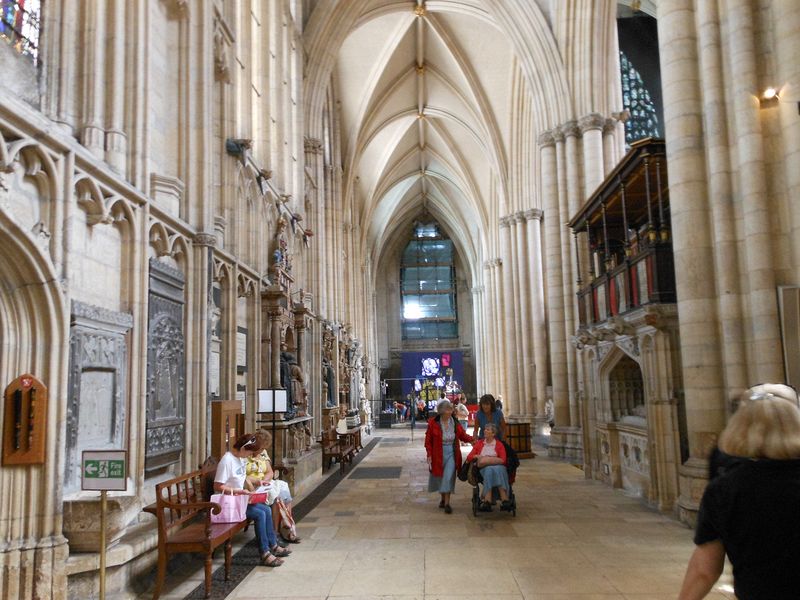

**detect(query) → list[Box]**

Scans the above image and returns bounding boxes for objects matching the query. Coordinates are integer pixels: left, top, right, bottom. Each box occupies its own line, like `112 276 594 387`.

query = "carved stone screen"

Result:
66 301 133 493
145 259 186 473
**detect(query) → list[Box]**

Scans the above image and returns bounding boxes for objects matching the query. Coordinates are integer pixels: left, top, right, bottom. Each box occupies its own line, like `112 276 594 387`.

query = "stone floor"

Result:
149 426 738 599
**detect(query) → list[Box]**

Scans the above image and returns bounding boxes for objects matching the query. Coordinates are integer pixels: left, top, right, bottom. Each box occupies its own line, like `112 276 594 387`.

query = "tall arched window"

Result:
400 222 458 340
0 0 41 63
620 51 660 144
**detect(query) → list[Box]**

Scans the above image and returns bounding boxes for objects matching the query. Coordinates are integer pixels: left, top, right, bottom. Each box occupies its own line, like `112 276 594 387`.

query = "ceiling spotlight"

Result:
763 87 778 99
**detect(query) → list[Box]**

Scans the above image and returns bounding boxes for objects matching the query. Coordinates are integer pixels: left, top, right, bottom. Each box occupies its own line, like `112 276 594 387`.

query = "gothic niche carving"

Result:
66 301 133 493
145 258 186 473
322 325 336 408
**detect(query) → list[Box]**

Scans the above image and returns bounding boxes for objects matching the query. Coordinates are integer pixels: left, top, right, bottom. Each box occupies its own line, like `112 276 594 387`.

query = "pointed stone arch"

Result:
0 208 69 598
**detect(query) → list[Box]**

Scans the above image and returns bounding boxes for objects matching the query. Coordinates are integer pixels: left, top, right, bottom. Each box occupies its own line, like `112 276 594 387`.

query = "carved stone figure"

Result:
279 350 296 419
289 361 307 415
303 424 312 450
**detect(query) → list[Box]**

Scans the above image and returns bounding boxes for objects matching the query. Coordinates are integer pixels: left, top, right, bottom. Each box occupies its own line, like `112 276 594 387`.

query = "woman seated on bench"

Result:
214 433 291 567
466 422 512 512
245 431 301 544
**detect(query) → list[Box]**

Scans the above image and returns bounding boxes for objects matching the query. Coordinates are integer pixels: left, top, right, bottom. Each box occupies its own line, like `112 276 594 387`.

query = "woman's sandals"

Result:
261 552 284 567
271 544 292 557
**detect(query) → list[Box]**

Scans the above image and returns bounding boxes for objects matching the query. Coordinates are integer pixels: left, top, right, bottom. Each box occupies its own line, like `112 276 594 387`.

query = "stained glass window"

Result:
620 51 659 144
0 0 41 64
400 222 458 340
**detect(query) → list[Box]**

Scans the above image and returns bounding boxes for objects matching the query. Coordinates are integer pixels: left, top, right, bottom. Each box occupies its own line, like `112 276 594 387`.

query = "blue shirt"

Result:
475 410 504 440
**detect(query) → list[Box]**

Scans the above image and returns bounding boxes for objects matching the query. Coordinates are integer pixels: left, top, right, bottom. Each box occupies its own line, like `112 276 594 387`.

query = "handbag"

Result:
275 497 298 541
467 461 482 487
209 489 248 523
457 460 470 482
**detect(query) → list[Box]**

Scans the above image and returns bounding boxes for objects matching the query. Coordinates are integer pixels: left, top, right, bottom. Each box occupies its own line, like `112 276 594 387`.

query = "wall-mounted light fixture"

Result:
759 87 780 108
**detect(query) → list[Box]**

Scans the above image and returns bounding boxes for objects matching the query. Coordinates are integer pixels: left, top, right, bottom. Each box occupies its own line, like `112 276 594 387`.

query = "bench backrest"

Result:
154 466 215 531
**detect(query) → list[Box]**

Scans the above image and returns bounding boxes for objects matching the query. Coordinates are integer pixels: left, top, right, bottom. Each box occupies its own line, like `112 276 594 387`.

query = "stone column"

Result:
82 0 107 158
773 1 800 278
499 218 520 415
514 212 533 418
579 113 606 195
696 0 747 396
525 208 548 431
539 131 570 430
658 0 726 521
602 118 617 176
727 0 783 383
104 0 128 174
482 261 494 392
493 257 509 405
267 305 283 388
561 121 581 431
471 285 485 394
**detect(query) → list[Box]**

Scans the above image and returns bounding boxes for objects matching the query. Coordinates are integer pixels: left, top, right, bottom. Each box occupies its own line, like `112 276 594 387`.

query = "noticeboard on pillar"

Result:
81 450 128 492
2 374 47 466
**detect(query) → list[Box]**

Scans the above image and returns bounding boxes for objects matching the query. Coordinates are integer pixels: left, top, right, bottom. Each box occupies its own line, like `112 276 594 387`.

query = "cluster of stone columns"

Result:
536 113 623 457
656 0 798 521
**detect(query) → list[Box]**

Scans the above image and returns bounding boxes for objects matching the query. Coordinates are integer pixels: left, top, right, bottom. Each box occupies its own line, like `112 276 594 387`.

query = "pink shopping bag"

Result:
209 490 248 523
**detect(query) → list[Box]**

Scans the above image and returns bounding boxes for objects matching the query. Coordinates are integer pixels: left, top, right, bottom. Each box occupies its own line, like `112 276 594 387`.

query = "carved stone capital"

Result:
193 232 217 247
551 128 565 143
603 118 617 135
524 208 544 221
499 216 512 228
560 120 580 138
537 130 555 148
578 113 605 133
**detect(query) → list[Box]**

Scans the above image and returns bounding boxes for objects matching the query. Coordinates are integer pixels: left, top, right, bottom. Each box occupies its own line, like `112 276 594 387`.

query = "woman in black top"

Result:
678 384 800 600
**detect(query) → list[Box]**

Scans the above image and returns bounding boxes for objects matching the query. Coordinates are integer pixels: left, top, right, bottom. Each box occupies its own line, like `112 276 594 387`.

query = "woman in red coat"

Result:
425 400 473 513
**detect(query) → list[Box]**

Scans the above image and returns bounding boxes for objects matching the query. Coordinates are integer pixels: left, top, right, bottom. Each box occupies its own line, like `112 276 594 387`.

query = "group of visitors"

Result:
213 431 301 568
424 393 511 514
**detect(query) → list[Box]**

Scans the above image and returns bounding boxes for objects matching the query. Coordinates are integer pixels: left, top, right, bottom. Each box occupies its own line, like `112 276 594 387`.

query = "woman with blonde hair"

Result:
678 383 800 600
245 430 301 544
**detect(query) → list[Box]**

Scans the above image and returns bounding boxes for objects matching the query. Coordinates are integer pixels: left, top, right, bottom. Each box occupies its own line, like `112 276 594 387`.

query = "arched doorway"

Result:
0 209 69 599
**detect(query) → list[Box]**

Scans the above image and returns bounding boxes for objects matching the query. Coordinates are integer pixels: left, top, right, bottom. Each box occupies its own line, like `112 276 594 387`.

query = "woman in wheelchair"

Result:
466 422 511 511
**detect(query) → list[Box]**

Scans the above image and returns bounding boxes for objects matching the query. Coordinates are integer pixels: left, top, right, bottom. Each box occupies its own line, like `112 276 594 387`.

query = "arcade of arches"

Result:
0 0 798 598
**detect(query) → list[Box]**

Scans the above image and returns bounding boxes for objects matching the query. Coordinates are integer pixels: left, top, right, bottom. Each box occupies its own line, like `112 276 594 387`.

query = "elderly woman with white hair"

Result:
466 422 512 511
678 383 800 600
425 399 474 513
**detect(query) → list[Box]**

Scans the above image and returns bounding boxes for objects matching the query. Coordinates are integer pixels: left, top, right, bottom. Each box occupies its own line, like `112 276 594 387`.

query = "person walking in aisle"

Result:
425 400 473 513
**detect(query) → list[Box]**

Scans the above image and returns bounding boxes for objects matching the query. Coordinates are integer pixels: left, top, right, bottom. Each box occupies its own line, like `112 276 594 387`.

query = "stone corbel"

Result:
537 130 555 148
162 0 189 19
193 232 217 247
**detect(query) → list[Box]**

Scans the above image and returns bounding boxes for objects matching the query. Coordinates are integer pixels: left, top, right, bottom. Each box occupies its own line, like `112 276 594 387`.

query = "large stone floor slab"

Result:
150 427 736 599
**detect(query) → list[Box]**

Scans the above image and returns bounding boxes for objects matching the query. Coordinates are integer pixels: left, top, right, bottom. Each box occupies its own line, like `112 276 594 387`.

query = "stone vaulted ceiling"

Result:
321 2 524 277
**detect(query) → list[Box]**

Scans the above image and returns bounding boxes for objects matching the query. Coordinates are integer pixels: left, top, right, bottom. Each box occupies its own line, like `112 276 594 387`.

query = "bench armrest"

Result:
159 499 221 514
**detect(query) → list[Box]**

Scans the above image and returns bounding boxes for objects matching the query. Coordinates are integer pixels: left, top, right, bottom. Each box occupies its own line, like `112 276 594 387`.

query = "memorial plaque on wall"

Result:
65 301 133 492
145 259 186 473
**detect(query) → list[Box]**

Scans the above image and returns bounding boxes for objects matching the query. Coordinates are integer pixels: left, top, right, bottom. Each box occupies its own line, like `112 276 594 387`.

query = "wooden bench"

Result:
149 464 248 599
321 426 354 474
